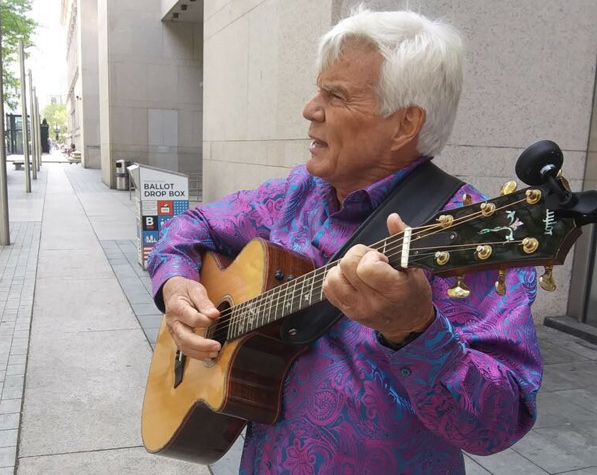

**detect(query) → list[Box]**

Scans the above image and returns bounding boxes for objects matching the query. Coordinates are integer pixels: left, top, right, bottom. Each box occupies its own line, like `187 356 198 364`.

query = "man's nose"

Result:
303 93 325 123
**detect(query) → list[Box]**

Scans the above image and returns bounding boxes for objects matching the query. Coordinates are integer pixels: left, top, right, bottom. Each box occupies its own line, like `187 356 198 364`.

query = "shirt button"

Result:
265 461 272 469
399 367 412 377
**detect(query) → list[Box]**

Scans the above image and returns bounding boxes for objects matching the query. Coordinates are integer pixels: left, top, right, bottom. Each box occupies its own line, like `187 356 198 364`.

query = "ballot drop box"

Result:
127 164 189 269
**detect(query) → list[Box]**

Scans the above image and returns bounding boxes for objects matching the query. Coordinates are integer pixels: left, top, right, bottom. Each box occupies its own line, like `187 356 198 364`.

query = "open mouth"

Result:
309 137 328 150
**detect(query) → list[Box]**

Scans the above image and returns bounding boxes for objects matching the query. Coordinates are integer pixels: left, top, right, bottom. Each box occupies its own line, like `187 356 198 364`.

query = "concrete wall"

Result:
202 0 332 196
79 0 100 168
201 0 597 320
97 0 203 188
97 0 112 186
64 0 81 150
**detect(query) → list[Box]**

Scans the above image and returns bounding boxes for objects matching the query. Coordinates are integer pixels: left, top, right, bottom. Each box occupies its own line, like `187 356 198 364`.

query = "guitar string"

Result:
207 196 531 339
207 239 524 339
206 196 531 339
213 195 529 329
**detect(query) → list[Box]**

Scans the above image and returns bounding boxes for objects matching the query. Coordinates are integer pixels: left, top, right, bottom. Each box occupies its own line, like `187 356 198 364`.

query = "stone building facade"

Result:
64 0 597 327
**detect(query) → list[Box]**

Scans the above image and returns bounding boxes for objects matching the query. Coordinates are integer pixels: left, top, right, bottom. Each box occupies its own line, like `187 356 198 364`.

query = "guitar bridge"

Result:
174 350 187 388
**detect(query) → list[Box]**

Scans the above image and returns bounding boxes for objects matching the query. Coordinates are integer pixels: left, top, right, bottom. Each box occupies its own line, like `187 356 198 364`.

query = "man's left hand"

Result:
323 213 435 345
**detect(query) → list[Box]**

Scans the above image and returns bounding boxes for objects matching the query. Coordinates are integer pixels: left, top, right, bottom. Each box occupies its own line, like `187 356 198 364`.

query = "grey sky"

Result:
29 0 67 110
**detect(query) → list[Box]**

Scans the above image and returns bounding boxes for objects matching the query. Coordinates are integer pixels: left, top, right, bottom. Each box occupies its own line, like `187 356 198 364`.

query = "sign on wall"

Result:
128 164 189 270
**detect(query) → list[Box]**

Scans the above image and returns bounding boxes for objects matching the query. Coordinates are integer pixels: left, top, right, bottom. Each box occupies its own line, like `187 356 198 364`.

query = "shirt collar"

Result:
344 155 432 209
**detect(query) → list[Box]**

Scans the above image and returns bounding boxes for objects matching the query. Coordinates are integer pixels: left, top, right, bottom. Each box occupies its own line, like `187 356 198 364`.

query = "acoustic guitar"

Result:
141 144 596 464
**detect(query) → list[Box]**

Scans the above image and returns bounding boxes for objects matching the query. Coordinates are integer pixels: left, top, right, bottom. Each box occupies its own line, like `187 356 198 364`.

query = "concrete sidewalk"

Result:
0 163 596 474
1 163 203 474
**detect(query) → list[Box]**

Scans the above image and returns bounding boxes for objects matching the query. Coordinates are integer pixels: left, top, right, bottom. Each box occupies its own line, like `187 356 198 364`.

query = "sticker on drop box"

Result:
142 201 158 215
143 231 159 246
173 200 189 215
143 216 158 231
158 200 173 216
158 216 172 230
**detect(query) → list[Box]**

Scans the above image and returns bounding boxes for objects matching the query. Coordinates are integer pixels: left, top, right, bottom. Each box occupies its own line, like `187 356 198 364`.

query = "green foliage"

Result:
1 0 37 110
42 103 66 142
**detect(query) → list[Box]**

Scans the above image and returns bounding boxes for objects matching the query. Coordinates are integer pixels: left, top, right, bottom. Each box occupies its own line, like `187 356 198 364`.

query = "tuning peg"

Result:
500 181 518 196
495 269 506 296
447 276 470 299
539 266 557 291
557 171 572 192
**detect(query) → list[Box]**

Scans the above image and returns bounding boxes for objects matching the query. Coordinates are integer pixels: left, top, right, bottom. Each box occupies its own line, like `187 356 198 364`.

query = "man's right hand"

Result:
162 276 221 362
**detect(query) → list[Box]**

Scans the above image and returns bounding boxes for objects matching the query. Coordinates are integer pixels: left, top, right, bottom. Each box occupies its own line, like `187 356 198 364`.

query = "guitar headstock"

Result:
406 181 581 294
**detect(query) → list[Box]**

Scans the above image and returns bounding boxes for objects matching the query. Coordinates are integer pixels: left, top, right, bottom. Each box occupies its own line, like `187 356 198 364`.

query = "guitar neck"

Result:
225 232 407 341
220 183 581 342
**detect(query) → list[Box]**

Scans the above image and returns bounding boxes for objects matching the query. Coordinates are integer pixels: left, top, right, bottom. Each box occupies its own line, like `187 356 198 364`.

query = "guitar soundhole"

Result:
210 301 231 348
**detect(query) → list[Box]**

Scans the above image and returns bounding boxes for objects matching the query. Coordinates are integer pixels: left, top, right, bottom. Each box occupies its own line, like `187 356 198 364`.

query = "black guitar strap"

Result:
280 161 463 345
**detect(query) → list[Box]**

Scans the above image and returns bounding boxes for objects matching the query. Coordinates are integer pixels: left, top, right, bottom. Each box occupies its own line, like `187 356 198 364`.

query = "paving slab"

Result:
32 278 139 333
7 200 44 222
556 468 597 475
17 447 209 475
469 448 549 474
535 390 597 429
36 249 115 280
39 230 103 251
541 361 597 393
511 428 595 473
539 339 592 365
464 456 492 474
20 328 151 457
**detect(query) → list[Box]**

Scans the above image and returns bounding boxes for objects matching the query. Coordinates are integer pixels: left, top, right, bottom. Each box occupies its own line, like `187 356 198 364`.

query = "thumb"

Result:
188 281 220 320
387 213 409 236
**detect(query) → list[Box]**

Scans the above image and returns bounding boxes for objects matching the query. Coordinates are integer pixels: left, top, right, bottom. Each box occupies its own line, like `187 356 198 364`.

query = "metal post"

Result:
33 87 41 172
28 74 37 180
0 11 10 245
19 40 31 193
35 95 42 170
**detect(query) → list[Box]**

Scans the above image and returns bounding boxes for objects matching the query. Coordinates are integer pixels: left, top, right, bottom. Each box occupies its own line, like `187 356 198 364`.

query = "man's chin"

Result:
305 156 321 176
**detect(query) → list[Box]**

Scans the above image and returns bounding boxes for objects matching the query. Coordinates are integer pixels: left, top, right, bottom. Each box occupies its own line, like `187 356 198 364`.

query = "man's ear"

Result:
390 106 426 152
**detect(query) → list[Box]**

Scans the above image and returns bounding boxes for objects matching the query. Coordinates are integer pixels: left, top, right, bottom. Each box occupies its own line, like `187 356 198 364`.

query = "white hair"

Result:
317 8 464 157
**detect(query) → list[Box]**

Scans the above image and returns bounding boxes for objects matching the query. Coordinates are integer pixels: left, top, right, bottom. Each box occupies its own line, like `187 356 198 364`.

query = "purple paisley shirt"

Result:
148 160 542 475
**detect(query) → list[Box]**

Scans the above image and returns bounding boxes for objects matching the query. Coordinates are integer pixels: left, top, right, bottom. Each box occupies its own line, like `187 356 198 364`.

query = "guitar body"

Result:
142 238 314 464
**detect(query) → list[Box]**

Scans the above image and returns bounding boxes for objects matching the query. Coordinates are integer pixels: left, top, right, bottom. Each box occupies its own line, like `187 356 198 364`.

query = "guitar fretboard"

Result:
226 266 328 340
216 234 405 342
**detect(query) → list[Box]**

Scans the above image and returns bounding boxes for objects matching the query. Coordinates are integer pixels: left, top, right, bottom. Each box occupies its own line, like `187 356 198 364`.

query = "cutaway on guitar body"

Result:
141 239 314 464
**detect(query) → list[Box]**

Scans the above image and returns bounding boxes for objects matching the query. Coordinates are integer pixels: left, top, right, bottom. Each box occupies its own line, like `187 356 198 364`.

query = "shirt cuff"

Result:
150 258 200 313
377 309 465 389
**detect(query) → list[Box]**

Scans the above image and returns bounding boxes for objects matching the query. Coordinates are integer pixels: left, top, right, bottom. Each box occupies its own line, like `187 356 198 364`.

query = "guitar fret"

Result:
266 289 274 324
258 293 266 327
299 274 308 311
248 299 257 331
274 285 282 323
319 267 325 302
308 271 315 306
282 283 291 317
289 278 298 315
258 293 264 328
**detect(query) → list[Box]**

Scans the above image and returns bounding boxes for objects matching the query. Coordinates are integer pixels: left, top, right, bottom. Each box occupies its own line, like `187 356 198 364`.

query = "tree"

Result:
42 103 66 143
1 0 37 111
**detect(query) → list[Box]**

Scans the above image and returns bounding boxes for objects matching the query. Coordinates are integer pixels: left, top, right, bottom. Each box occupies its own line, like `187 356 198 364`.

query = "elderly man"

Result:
148 8 541 475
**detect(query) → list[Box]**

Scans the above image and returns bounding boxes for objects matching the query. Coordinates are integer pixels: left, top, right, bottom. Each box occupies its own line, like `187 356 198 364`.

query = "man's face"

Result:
303 42 399 198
